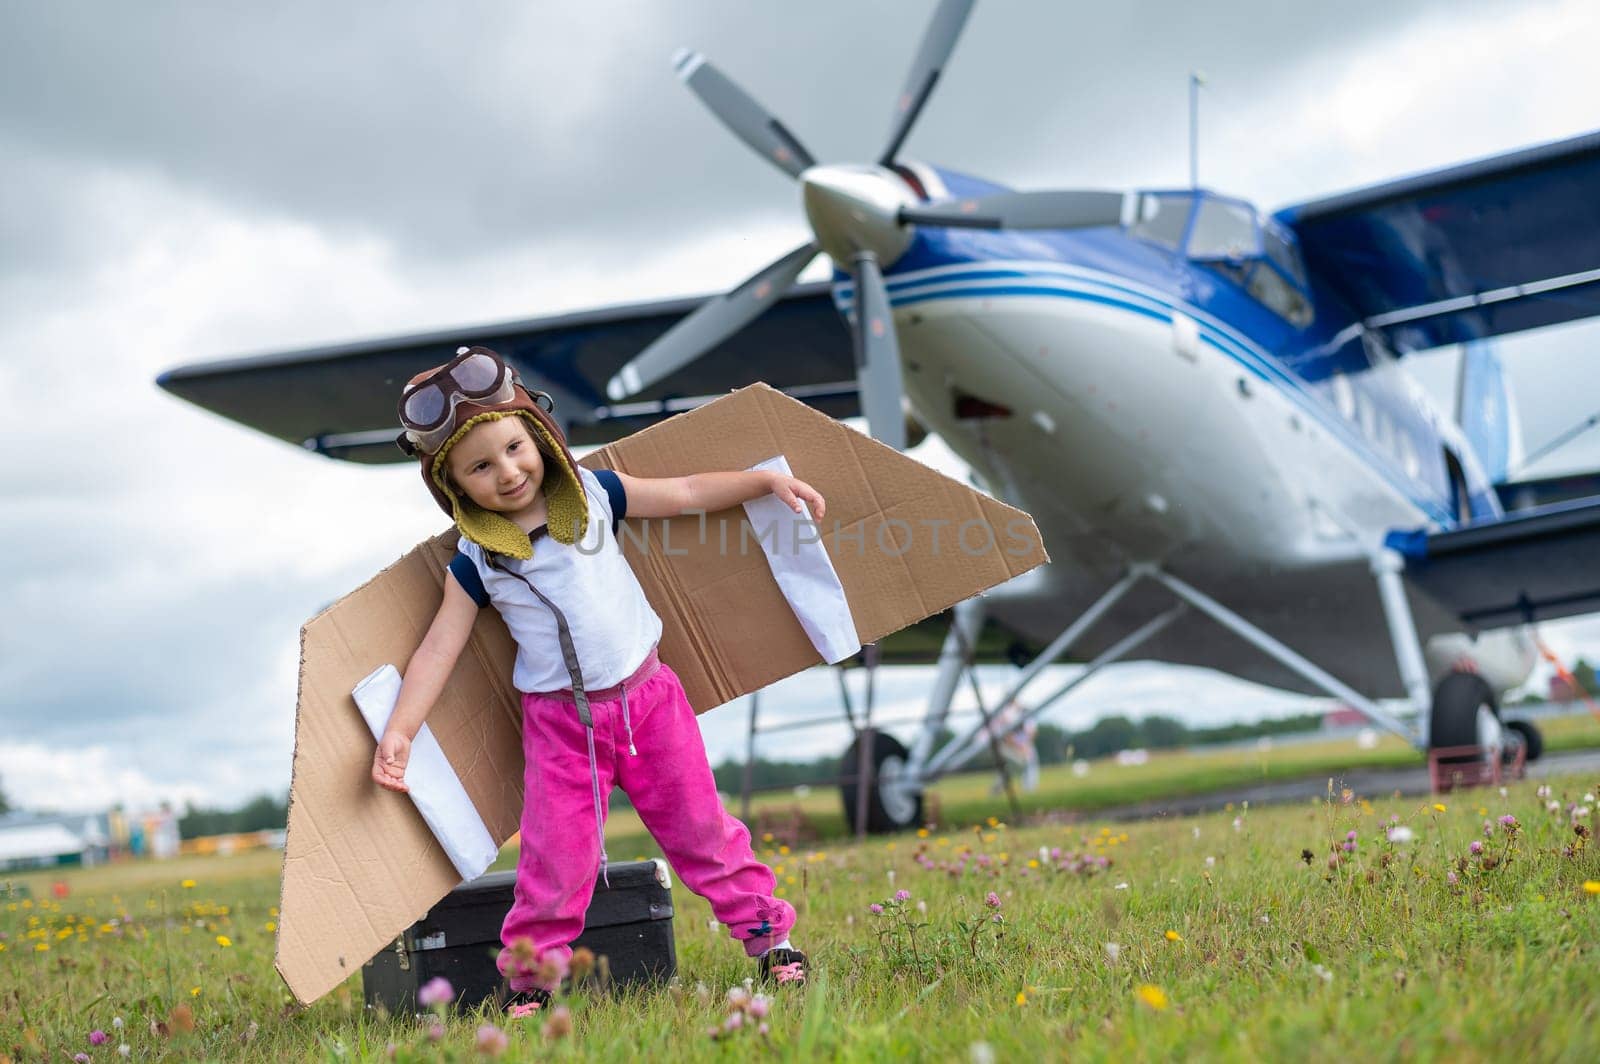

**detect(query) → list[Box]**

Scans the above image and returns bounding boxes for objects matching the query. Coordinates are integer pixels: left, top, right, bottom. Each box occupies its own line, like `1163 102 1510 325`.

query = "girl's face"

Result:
445 416 547 519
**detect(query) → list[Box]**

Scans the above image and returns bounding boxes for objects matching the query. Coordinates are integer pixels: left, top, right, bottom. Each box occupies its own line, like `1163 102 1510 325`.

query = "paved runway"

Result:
1078 748 1600 824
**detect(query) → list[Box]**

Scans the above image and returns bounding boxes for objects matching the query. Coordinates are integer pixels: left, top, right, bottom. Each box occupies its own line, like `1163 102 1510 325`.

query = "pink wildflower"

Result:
74 1056 90 1064
894 889 911 903
1499 814 1519 834
90 1031 109 1046
475 1023 509 1057
1447 871 1459 886
1470 840 1484 855
417 976 455 1008
869 903 884 914
985 891 1002 909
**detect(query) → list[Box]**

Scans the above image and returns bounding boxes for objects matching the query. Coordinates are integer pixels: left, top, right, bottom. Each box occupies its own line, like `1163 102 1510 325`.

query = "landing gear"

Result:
841 729 923 834
1504 718 1544 762
1428 672 1500 763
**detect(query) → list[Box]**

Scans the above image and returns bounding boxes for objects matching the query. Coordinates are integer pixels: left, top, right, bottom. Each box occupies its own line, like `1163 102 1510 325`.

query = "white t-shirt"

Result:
452 467 662 693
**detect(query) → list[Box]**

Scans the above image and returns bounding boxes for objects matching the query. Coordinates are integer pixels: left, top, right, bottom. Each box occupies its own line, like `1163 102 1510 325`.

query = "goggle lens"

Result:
451 352 503 394
403 385 447 428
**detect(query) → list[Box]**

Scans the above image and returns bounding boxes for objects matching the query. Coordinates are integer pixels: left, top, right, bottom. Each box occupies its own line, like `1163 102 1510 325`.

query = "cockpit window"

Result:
1128 193 1193 249
1178 194 1314 327
1262 221 1308 287
1187 198 1259 259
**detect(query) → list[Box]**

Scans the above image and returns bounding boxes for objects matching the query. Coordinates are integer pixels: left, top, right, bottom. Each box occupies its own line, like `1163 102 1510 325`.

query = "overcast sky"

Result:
3 1 1598 815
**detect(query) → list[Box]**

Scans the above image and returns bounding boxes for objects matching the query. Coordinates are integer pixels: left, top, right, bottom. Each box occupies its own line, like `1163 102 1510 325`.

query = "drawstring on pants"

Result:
621 687 638 757
585 725 610 888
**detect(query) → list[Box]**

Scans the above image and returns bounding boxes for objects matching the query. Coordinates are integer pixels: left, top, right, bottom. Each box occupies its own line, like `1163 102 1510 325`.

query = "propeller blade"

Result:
673 49 818 180
606 241 820 401
878 0 976 165
851 252 907 450
899 190 1129 231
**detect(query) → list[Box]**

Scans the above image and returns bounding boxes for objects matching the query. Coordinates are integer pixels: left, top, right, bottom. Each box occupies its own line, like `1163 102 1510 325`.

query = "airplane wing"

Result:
156 282 857 463
1387 495 1600 629
1275 129 1600 354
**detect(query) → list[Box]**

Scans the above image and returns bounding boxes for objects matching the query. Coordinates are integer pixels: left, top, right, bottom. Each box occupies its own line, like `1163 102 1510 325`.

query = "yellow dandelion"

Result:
215 935 232 948
761 833 774 843
987 817 1000 828
1477 807 1487 816
1164 930 1182 942
1027 859 1040 869
269 907 279 916
1136 984 1170 1011
34 942 48 952
265 921 277 932
0 942 5 952
917 828 930 838
181 879 196 889
1432 804 1447 813
1015 991 1027 1006
1583 881 1600 895
778 845 790 856
191 986 201 997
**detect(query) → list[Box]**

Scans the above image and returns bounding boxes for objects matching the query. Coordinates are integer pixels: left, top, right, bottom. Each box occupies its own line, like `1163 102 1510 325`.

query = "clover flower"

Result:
985 892 1001 909
417 976 455 1008
89 1031 108 1046
894 889 911 903
1470 840 1484 855
475 1023 509 1056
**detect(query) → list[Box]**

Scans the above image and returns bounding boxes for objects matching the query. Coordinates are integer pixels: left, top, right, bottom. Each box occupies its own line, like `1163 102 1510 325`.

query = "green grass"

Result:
7 768 1600 1061
603 710 1600 854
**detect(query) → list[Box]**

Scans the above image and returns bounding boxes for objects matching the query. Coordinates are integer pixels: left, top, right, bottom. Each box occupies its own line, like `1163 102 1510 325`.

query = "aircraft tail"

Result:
1456 341 1523 483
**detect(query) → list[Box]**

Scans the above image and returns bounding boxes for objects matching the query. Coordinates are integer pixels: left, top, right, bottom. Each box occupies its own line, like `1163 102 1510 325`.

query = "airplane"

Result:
158 0 1600 832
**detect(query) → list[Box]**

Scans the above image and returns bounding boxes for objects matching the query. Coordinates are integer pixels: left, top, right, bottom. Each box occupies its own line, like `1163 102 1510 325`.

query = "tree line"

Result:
710 710 1328 795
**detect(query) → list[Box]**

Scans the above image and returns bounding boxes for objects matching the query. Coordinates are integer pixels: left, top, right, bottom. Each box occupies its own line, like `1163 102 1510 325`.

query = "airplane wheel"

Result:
840 729 923 834
1504 718 1544 762
1429 672 1500 764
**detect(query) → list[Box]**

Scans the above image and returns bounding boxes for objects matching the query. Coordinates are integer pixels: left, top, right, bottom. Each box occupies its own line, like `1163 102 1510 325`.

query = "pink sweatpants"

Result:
498 659 795 991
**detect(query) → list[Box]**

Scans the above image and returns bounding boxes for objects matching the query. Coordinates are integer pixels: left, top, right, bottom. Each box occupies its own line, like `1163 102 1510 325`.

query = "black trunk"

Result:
362 860 677 1013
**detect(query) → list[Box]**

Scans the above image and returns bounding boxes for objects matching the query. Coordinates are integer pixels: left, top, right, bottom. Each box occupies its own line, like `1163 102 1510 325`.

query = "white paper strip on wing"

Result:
352 664 498 882
742 455 862 664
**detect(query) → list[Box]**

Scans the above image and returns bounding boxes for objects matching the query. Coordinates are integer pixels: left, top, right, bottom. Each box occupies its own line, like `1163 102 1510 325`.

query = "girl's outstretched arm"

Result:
370 575 479 793
615 469 825 520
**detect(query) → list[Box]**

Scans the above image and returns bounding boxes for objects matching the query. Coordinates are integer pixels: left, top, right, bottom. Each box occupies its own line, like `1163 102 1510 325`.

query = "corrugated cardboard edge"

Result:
274 382 1048 1005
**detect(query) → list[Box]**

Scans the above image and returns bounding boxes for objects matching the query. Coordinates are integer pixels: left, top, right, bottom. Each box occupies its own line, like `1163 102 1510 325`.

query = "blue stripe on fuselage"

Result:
835 254 1456 526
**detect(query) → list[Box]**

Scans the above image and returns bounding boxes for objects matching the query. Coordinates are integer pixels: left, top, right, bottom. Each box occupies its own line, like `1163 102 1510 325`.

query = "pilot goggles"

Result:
396 347 518 456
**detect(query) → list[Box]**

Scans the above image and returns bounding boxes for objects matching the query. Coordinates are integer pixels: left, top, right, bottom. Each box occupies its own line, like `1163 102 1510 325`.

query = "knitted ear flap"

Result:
430 412 590 559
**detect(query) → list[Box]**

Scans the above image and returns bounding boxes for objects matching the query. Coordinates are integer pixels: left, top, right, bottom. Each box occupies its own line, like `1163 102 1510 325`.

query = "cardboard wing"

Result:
275 383 1048 1004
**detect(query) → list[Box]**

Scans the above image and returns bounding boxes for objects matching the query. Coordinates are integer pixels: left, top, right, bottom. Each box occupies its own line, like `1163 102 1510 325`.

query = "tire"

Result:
1429 672 1499 763
1504 718 1544 762
840 729 923 834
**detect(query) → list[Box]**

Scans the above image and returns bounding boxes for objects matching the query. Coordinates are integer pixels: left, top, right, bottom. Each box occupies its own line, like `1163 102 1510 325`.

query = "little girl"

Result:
370 346 818 1009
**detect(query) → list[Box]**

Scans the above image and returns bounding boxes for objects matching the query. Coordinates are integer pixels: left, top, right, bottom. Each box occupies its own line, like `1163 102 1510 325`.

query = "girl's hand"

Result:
771 474 826 518
372 730 412 793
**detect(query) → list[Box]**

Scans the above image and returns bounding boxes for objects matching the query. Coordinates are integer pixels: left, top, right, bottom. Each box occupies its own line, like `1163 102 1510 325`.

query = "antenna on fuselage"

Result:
1189 71 1206 189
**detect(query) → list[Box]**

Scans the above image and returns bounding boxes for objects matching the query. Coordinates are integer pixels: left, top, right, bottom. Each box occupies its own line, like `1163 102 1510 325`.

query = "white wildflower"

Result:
1387 825 1415 844
1104 942 1121 964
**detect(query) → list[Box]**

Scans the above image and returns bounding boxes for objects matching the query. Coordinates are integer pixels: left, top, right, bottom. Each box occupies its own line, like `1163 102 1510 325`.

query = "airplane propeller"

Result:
606 0 1127 448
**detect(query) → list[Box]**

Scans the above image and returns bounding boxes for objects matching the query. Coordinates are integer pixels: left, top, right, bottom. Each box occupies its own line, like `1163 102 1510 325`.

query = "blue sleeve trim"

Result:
447 553 490 608
592 468 627 534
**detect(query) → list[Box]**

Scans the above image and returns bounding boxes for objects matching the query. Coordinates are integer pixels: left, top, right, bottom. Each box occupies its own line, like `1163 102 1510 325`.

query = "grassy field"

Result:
602 710 1600 854
6 757 1600 1061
